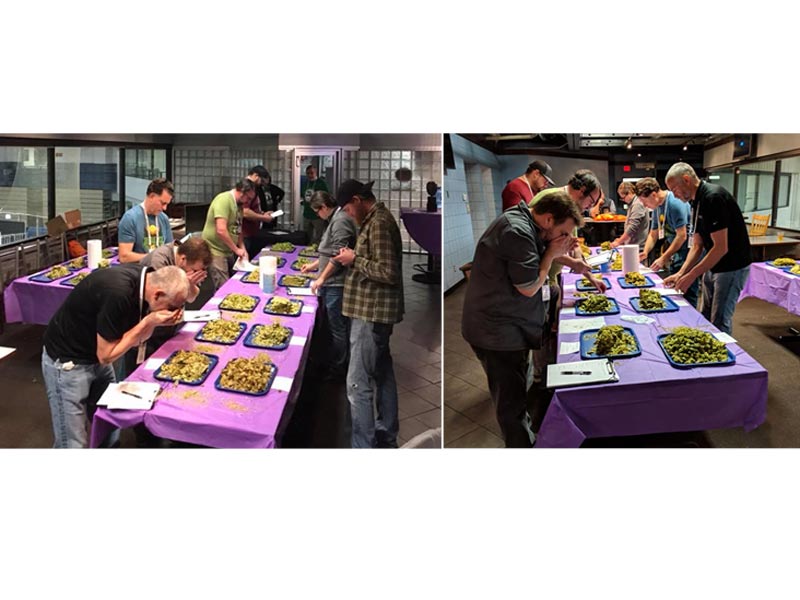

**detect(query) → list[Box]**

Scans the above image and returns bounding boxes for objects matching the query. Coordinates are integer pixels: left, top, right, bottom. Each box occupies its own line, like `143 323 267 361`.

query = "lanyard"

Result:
691 198 701 237
137 267 147 364
141 203 159 250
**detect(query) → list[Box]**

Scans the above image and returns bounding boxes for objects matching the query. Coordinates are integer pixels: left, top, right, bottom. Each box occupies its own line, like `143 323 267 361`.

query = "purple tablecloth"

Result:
536 262 769 448
739 261 800 317
400 208 441 255
4 249 120 326
90 246 319 448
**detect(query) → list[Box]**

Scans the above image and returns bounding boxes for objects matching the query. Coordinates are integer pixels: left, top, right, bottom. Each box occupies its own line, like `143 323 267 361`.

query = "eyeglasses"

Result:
584 191 600 206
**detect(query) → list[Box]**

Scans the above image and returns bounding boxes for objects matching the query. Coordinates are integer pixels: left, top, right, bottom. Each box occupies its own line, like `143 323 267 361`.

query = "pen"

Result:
561 370 591 375
120 390 143 400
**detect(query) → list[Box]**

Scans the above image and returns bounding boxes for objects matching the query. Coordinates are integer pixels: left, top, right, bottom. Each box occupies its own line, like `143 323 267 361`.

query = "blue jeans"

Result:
41 349 119 448
346 319 399 448
700 266 750 335
319 285 350 375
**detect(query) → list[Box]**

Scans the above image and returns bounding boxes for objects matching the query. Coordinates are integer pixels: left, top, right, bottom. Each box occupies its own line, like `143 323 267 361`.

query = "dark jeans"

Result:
318 286 350 376
470 345 535 448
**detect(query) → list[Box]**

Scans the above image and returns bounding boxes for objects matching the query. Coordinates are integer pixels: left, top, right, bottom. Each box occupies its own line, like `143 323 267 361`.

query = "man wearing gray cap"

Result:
334 179 404 448
501 160 555 212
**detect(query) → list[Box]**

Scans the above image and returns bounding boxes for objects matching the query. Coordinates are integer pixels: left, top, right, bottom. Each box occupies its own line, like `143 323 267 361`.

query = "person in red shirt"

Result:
501 159 555 211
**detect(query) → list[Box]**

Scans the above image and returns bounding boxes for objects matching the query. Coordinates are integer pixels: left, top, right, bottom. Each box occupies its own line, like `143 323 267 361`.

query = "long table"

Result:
4 249 121 326
536 260 769 448
89 246 319 448
739 261 800 317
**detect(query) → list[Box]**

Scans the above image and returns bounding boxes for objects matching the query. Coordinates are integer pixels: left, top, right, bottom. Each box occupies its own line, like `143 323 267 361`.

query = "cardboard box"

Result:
46 209 82 237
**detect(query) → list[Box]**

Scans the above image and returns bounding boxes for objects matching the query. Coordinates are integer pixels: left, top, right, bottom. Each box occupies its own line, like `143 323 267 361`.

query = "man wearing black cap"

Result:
333 179 404 448
242 166 275 258
501 160 555 212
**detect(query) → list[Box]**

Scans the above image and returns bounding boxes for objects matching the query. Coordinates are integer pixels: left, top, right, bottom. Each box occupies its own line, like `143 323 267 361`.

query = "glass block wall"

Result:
173 147 294 228
342 149 442 254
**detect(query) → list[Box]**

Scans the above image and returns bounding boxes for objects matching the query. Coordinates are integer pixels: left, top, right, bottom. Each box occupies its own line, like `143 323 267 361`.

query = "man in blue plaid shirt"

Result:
334 180 404 448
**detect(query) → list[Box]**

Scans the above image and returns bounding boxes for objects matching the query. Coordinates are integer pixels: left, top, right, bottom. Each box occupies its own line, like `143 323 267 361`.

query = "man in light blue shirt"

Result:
118 178 174 263
636 177 698 307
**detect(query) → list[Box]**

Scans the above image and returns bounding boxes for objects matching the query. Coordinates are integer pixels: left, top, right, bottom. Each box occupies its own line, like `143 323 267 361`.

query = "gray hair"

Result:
666 162 699 183
149 265 190 301
309 190 336 211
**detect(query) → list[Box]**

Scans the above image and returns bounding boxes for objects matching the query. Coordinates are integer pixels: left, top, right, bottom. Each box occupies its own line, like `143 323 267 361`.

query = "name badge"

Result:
658 228 665 240
136 343 146 365
687 236 694 249
542 284 551 303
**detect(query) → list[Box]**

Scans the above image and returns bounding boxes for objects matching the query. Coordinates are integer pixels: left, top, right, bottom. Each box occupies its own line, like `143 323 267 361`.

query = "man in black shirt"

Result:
664 162 751 335
41 264 190 447
462 191 582 447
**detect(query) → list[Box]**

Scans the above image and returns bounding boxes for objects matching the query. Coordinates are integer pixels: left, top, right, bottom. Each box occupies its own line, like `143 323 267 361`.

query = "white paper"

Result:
0 346 16 360
558 316 606 334
207 297 222 305
586 251 612 267
233 258 258 272
301 305 315 313
561 307 576 316
144 358 166 370
98 382 161 410
183 310 221 322
658 288 683 296
564 284 576 292
713 332 737 344
272 376 293 392
271 231 289 236
182 322 204 332
287 287 314 296
270 209 284 218
620 315 655 325
559 341 581 355
673 299 690 307
289 336 307 346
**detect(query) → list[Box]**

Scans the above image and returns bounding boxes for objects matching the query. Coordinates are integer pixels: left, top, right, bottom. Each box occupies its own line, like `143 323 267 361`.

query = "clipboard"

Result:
546 359 619 388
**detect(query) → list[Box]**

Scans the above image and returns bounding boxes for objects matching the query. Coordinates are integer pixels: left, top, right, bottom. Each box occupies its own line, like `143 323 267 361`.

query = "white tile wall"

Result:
443 135 505 292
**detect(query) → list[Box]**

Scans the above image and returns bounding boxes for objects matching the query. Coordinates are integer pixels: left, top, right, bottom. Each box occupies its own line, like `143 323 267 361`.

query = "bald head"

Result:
146 265 190 309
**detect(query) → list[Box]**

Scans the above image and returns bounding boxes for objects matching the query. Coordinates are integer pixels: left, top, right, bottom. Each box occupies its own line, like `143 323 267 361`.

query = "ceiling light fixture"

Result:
625 137 633 150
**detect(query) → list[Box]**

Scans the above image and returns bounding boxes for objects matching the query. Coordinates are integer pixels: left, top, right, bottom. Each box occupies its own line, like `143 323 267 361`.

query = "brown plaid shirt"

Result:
342 202 404 324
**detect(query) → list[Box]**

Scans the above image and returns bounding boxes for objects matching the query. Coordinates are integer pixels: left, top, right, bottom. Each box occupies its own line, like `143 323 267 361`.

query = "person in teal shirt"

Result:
636 177 698 307
301 165 329 244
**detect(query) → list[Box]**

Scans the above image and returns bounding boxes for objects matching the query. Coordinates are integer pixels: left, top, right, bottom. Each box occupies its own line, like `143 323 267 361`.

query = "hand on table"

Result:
588 275 608 293
650 257 666 272
235 247 248 261
300 260 319 274
638 250 647 262
610 239 621 249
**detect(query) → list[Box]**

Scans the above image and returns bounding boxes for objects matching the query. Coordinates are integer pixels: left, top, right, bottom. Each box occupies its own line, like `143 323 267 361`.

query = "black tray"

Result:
153 351 219 386
194 321 247 345
656 333 736 369
214 360 278 396
278 274 311 288
580 327 642 360
242 323 294 350
263 297 304 317
617 275 655 289
218 294 260 312
630 295 680 313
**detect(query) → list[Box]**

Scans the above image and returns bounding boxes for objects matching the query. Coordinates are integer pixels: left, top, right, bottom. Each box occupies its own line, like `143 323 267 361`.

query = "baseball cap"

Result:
529 160 555 185
336 179 375 207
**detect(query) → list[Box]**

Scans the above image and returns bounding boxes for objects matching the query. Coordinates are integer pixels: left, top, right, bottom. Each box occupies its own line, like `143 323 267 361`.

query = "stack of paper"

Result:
97 382 161 410
182 310 221 322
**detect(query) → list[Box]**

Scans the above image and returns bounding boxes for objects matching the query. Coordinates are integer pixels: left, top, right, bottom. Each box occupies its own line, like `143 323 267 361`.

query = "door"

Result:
291 148 341 230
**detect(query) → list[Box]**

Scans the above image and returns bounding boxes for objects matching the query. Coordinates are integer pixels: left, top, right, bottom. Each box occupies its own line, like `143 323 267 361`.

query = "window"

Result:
735 160 775 215
125 148 167 209
0 146 48 245
55 147 120 222
776 156 800 231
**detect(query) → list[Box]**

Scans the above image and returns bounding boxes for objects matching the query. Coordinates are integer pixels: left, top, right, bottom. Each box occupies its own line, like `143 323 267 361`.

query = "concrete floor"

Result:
0 254 441 448
444 280 800 448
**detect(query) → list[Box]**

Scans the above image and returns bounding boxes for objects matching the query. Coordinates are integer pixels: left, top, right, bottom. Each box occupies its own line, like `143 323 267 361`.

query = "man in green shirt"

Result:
301 165 329 245
201 179 256 290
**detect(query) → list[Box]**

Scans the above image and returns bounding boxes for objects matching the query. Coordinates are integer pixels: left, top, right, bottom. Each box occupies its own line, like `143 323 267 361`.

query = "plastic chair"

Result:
749 213 770 237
